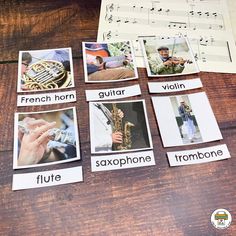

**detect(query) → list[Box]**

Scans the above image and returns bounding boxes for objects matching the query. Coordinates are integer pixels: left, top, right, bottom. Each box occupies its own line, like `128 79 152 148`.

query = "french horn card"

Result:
82 41 138 83
13 107 81 169
89 100 155 172
151 92 223 147
17 48 76 106
140 36 199 77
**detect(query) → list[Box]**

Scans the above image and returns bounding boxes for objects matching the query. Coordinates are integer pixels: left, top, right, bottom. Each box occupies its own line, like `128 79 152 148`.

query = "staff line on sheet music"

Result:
105 14 225 31
106 3 223 20
101 31 230 63
102 31 227 48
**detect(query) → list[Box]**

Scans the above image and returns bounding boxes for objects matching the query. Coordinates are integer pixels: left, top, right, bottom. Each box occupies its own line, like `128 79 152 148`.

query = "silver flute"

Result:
18 121 76 146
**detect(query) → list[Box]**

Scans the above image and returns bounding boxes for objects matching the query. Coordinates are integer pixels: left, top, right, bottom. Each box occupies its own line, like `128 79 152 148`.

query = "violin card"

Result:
151 92 223 147
13 107 80 169
82 41 138 83
17 48 74 92
89 100 153 154
140 36 199 77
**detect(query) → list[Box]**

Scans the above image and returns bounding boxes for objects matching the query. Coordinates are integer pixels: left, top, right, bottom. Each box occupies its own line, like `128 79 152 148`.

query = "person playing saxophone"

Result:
91 103 124 152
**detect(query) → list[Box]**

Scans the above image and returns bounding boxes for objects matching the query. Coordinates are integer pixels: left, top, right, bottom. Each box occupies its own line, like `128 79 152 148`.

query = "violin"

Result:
166 56 193 65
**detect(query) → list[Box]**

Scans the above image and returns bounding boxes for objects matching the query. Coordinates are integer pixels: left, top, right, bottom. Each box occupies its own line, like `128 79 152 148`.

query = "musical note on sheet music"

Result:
98 0 236 73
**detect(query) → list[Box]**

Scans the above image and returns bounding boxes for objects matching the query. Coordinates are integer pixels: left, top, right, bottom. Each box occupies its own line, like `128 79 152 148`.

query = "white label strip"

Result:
17 90 76 106
91 150 155 172
12 166 83 190
148 78 203 93
167 144 231 166
85 84 141 101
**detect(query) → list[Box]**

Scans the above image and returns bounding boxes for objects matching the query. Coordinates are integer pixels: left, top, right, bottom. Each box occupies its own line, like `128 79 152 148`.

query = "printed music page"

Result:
97 0 236 73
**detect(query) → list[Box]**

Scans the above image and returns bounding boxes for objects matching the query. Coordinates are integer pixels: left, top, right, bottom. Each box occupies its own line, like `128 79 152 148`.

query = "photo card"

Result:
89 99 153 154
18 47 74 92
140 36 199 77
152 92 223 147
13 107 80 169
82 41 138 83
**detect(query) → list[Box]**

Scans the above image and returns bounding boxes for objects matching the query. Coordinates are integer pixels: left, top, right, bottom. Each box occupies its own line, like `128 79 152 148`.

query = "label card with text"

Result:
12 166 83 190
148 78 202 93
91 150 155 172
86 84 141 101
167 144 231 166
17 90 76 106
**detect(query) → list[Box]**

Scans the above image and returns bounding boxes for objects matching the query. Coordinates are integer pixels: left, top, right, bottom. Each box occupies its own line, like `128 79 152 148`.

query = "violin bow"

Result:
171 38 176 73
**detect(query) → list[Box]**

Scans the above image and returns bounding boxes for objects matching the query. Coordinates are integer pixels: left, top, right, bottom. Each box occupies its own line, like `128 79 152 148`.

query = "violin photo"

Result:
141 36 200 77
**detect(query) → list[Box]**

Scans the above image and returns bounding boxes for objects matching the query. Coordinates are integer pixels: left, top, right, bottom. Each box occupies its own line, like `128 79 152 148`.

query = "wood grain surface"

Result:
0 1 235 235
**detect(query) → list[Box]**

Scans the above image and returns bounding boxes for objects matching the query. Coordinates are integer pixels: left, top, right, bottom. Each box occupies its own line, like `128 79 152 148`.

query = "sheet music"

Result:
97 0 236 73
228 0 236 40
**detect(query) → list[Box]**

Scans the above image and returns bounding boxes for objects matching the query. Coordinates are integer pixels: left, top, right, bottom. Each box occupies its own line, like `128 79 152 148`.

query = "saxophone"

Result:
111 104 134 150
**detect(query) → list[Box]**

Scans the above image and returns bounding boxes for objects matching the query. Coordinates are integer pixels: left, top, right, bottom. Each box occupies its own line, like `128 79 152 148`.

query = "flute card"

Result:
140 36 199 77
18 48 74 92
82 41 138 83
12 166 83 191
89 100 153 154
152 92 223 147
13 107 80 169
97 0 236 73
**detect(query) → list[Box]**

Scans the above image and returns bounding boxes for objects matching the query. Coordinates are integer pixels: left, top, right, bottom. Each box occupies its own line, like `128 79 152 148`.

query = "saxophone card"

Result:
152 92 223 147
140 36 199 77
13 107 80 169
89 100 153 154
82 41 138 83
17 48 74 92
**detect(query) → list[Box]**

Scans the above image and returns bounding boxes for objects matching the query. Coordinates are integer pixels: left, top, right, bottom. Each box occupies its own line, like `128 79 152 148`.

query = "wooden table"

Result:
0 1 235 235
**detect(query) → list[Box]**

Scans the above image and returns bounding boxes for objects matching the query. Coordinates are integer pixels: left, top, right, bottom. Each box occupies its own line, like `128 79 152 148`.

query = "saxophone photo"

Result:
90 101 152 154
111 103 134 150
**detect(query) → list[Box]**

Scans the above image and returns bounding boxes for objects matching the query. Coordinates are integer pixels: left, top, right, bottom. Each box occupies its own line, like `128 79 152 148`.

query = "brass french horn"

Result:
22 60 72 90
